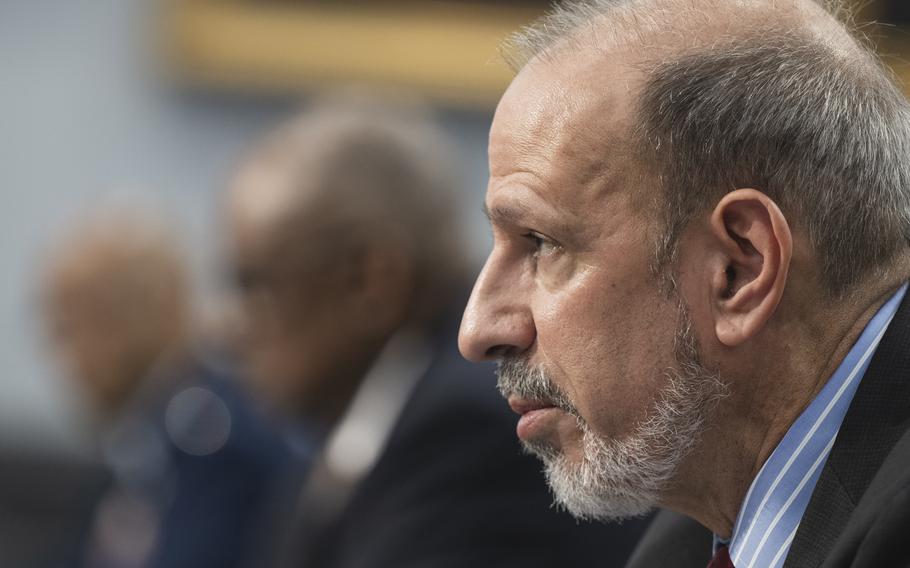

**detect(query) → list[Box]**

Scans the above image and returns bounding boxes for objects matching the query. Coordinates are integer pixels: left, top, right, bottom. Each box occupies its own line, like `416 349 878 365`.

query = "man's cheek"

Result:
578 379 649 440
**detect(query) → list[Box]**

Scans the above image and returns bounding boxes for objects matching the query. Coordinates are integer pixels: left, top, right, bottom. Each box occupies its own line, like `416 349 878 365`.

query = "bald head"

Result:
226 99 467 417
43 214 190 413
228 100 465 305
506 0 857 70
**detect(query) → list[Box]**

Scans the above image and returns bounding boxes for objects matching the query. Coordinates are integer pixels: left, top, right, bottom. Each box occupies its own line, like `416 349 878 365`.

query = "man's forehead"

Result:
489 0 848 175
489 49 643 213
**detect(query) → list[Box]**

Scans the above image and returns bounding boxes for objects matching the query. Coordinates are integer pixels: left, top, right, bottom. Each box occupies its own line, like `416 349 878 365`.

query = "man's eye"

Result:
524 231 561 258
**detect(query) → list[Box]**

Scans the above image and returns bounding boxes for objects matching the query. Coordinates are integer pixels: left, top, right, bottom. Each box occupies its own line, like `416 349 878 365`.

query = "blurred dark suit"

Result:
0 450 107 568
286 317 650 568
81 355 292 568
627 290 910 568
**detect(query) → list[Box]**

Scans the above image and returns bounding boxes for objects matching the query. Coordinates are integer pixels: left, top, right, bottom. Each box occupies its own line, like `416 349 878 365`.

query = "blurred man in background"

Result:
225 98 649 568
42 214 291 568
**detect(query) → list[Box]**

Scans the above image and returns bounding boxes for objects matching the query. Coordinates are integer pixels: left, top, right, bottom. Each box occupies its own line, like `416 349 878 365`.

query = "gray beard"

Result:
495 305 728 522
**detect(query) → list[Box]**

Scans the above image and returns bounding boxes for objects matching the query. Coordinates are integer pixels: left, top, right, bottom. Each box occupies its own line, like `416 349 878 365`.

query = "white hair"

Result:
497 305 728 521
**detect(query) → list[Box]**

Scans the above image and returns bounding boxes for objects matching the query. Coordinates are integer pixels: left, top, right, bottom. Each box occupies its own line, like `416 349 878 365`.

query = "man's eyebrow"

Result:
482 202 532 227
482 202 578 239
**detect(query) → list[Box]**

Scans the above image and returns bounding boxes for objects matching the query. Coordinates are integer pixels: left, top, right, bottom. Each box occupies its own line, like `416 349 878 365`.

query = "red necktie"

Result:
708 546 735 568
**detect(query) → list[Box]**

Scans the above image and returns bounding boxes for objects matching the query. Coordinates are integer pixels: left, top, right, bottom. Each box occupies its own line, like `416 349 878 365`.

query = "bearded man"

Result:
225 98 649 567
458 0 910 566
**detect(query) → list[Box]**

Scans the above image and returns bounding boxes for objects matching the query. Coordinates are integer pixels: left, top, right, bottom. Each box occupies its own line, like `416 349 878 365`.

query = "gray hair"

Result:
247 96 471 323
505 0 910 297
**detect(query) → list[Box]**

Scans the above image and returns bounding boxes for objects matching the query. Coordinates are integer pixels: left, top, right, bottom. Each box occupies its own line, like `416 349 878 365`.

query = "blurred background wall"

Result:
1 0 909 454
0 0 495 452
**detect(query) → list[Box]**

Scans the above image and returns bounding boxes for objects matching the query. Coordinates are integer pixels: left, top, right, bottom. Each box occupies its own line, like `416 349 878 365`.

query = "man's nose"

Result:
458 259 535 362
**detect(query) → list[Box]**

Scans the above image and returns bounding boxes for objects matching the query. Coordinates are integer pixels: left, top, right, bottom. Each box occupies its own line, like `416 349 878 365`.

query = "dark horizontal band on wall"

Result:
162 0 910 108
163 0 545 109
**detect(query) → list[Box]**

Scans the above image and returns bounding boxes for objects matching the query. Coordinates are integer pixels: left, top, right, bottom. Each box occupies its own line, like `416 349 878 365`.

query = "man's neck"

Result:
666 283 902 537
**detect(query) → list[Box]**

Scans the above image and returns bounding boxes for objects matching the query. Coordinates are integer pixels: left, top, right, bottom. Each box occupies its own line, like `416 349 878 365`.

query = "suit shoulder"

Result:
626 510 712 568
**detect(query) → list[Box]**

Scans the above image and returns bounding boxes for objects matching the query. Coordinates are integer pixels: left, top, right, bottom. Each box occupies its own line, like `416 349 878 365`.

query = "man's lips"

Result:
508 397 563 441
508 397 554 415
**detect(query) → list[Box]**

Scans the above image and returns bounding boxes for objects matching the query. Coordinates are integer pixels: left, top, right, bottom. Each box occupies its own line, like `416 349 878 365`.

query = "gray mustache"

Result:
495 357 577 416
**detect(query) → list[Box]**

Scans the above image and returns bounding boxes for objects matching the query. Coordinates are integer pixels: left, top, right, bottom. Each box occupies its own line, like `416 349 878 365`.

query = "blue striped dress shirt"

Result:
714 283 908 568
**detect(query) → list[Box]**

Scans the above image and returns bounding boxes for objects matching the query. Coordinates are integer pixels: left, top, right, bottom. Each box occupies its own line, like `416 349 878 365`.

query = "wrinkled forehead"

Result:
488 0 854 208
489 48 646 211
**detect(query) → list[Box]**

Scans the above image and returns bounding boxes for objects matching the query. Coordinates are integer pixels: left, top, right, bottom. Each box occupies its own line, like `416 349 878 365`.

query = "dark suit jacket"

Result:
81 356 292 568
627 288 910 568
292 321 650 568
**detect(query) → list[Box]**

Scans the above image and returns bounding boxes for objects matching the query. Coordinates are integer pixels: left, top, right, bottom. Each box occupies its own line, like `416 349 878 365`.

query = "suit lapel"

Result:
625 510 712 568
784 288 910 568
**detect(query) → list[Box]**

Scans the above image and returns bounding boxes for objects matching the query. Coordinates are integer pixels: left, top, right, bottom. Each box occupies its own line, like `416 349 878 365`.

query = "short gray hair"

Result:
246 96 471 323
506 0 910 297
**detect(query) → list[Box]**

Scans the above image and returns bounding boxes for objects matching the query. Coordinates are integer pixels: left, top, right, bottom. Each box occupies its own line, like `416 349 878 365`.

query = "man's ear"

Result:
709 189 792 346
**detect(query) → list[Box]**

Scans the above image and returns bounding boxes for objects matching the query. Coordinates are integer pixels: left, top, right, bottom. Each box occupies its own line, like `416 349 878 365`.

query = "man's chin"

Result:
542 454 658 522
520 436 587 467
520 431 661 523
519 438 560 461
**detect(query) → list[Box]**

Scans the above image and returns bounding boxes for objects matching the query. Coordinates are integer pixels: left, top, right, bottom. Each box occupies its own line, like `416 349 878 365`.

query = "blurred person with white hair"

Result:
225 97 650 568
42 213 291 568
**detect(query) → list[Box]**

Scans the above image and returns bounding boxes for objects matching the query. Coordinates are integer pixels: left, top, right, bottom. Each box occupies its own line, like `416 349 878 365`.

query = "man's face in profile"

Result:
459 54 726 520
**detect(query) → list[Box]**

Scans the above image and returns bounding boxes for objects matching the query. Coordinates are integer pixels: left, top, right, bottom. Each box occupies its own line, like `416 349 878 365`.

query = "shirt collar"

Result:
719 283 907 568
